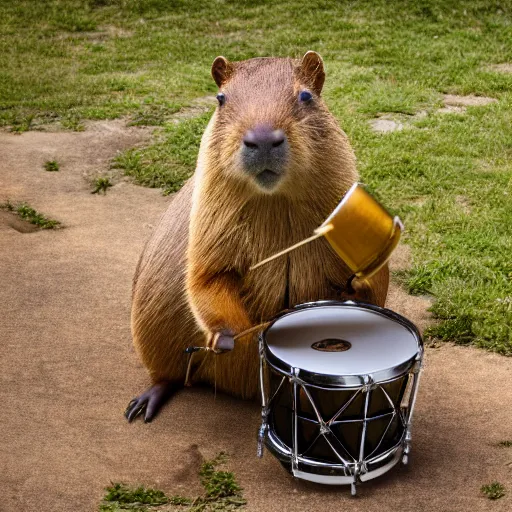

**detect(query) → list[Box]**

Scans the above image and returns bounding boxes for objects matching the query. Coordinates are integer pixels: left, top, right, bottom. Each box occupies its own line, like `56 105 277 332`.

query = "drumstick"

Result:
249 224 333 271
233 321 271 341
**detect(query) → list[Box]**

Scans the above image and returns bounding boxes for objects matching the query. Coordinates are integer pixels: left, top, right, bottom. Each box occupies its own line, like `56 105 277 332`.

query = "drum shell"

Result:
264 368 412 466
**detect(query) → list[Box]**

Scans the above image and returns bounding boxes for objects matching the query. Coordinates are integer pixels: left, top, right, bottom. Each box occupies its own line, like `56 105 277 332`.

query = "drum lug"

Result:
362 374 376 392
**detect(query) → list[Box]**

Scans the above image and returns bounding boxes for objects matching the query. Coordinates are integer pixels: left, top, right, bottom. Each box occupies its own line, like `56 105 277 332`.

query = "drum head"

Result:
263 303 420 383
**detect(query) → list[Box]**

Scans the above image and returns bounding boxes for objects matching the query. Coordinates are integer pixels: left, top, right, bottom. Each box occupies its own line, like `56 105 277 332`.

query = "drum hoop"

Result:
260 300 423 387
263 352 417 388
265 354 418 391
265 427 405 469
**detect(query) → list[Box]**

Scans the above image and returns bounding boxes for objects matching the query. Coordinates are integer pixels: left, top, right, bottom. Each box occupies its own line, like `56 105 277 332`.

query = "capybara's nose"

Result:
241 124 289 188
243 124 286 151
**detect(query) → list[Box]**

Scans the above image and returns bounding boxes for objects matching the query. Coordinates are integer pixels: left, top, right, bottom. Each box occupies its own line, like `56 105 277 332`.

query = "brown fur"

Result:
131 53 389 402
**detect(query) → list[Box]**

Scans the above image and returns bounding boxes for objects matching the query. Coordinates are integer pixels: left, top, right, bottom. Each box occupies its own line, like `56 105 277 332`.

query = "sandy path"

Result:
0 124 511 512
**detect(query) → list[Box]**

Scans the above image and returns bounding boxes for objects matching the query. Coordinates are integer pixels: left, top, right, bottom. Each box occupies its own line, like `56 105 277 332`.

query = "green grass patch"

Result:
102 482 168 508
113 111 211 194
1 202 61 229
2 0 512 354
356 102 512 355
92 176 113 194
128 103 182 127
99 452 245 511
481 482 506 500
44 160 60 172
61 111 86 131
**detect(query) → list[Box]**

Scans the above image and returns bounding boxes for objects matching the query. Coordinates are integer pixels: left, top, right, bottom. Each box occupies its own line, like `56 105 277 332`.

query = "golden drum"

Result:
316 183 403 279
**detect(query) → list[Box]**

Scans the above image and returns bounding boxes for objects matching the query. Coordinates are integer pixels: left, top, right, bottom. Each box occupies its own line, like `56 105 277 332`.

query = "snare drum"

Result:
257 301 423 495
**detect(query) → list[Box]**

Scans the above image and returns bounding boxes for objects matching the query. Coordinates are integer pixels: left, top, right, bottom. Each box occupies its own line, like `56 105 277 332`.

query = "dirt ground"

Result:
1 123 511 512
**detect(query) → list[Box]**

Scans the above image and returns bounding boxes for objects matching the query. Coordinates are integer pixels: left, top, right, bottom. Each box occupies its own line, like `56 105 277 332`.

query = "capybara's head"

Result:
207 51 354 198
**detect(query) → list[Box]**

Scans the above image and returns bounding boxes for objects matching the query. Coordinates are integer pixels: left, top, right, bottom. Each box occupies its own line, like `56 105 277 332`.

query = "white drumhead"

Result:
265 305 418 376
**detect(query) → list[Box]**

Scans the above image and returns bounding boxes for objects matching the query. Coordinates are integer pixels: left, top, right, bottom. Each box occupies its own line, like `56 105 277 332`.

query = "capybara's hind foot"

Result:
125 380 176 423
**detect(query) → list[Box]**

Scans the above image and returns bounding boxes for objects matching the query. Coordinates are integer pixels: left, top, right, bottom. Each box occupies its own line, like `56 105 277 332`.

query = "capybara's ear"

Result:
212 56 234 87
300 51 325 95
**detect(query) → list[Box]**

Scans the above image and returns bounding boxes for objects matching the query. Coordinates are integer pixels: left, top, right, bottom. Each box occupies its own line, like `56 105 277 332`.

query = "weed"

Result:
92 176 113 194
10 114 35 133
44 160 60 172
198 452 244 503
1 202 61 229
61 112 85 131
103 482 168 505
169 495 193 506
128 104 181 127
498 440 512 447
99 452 245 511
481 482 506 500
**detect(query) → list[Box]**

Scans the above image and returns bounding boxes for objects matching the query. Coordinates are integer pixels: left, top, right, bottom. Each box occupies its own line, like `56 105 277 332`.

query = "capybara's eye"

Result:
216 93 226 106
299 91 313 103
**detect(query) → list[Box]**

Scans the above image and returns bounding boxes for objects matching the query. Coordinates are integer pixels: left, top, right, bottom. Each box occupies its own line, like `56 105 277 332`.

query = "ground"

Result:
1 1 512 510
1 121 511 512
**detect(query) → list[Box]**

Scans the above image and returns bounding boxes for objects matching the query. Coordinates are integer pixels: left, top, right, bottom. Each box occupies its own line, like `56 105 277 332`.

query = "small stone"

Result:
413 110 428 120
437 105 466 114
455 195 471 214
443 94 497 107
369 119 403 133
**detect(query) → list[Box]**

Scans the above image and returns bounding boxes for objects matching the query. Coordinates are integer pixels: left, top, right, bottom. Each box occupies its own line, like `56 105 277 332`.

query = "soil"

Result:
488 63 512 74
1 122 511 512
370 94 499 131
443 94 498 107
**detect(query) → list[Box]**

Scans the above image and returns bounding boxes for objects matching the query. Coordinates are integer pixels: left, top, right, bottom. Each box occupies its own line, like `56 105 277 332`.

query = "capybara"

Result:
126 51 389 423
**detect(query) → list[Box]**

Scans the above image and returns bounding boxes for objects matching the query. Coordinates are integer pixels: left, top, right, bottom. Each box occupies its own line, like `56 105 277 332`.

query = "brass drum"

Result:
316 183 403 279
257 301 423 495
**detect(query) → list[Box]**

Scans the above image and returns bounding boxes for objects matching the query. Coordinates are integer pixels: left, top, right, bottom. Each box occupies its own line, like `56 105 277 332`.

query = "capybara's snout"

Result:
240 123 289 190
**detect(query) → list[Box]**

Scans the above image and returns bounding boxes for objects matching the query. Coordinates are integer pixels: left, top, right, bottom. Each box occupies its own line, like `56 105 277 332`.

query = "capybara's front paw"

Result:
125 380 175 423
211 329 235 353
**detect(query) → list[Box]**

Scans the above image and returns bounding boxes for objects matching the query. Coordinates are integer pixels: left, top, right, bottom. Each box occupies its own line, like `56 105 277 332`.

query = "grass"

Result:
1 0 511 354
113 111 211 194
44 160 60 172
98 453 245 511
92 176 113 194
481 482 506 500
1 202 61 229
498 440 512 447
101 482 168 509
